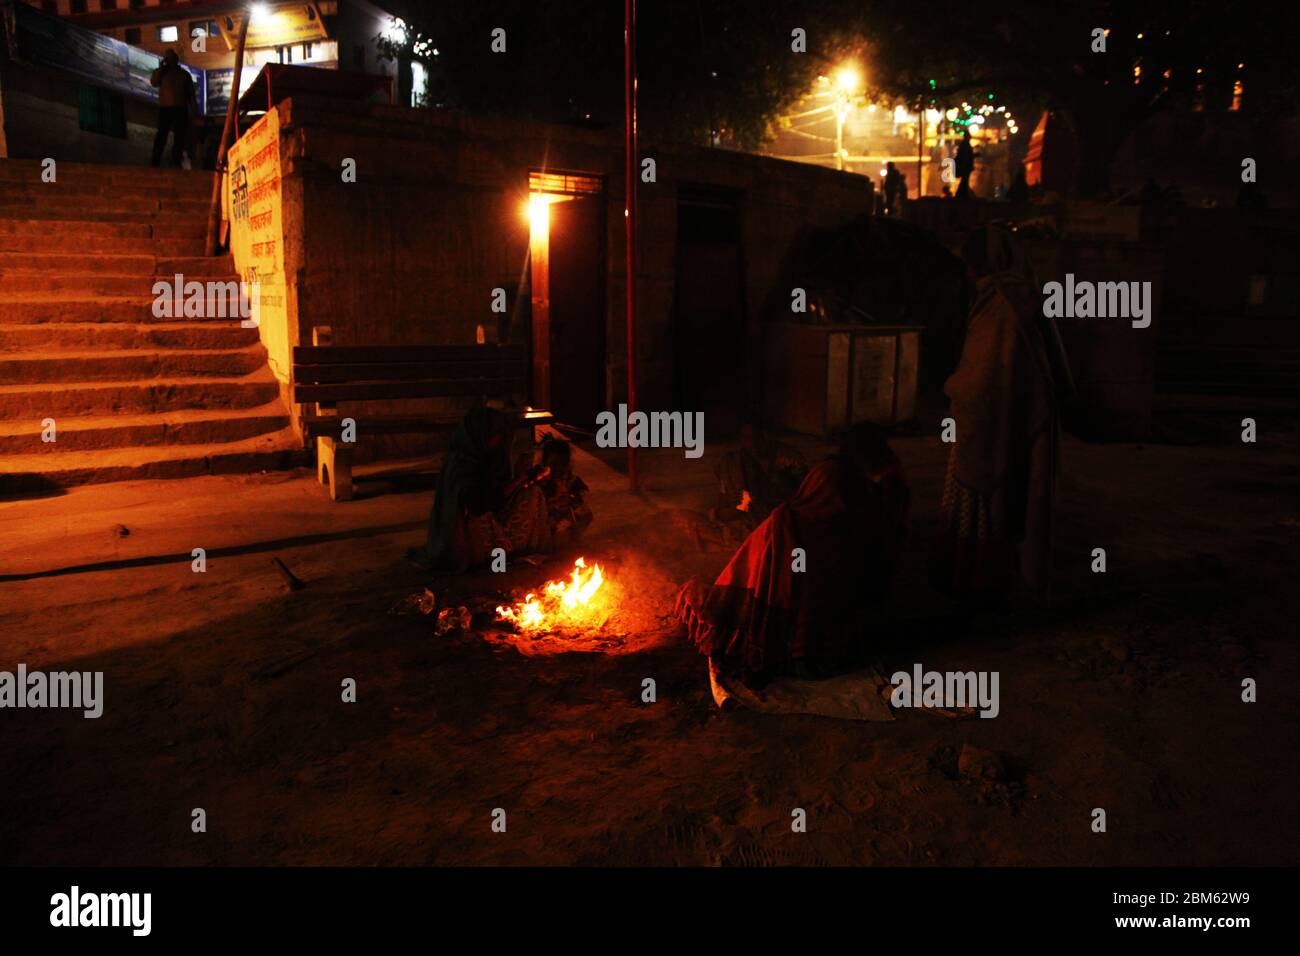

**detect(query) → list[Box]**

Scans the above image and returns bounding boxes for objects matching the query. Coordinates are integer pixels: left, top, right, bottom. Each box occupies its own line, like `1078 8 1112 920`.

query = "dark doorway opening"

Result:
674 186 746 441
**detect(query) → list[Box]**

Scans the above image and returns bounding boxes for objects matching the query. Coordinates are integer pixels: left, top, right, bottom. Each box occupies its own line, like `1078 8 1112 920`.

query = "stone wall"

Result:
267 95 875 442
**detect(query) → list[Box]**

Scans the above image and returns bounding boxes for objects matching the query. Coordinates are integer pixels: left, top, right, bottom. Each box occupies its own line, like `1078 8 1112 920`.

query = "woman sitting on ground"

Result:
675 422 910 688
421 407 552 573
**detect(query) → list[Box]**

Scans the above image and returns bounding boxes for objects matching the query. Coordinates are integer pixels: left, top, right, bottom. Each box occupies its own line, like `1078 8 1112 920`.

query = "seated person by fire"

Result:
711 424 808 532
676 423 910 689
419 408 593 574
535 435 593 544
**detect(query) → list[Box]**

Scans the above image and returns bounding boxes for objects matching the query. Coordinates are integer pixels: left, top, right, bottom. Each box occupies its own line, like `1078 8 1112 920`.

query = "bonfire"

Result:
495 557 606 633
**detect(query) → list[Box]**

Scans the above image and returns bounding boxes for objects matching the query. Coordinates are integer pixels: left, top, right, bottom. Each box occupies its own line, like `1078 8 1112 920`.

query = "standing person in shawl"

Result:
675 423 910 688
930 223 1074 601
418 407 552 573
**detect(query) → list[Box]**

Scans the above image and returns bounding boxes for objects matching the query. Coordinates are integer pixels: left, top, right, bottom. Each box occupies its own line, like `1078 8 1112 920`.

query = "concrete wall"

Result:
265 95 874 442
1023 238 1165 440
0 50 158 164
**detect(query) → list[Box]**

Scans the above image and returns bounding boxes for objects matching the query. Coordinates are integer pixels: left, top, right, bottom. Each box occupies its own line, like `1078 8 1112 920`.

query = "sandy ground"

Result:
1 414 1297 866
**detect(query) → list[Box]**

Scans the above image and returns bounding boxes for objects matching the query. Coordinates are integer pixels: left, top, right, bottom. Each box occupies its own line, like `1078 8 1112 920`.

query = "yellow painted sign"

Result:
219 3 328 52
226 108 290 381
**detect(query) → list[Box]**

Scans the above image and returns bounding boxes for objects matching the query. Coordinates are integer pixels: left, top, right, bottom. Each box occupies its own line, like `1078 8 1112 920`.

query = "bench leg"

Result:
316 436 354 502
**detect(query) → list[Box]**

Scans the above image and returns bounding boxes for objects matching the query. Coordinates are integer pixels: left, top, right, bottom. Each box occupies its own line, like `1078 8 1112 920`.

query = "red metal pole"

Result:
624 0 639 491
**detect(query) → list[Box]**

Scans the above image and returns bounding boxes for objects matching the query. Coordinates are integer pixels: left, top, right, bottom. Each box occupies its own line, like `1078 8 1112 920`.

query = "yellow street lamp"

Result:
832 65 862 171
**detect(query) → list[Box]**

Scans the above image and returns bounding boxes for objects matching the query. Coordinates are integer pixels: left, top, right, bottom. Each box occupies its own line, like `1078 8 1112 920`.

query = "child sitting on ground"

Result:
537 437 593 543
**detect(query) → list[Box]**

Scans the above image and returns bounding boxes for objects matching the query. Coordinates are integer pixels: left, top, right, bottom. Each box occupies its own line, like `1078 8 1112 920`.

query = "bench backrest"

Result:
291 345 528 405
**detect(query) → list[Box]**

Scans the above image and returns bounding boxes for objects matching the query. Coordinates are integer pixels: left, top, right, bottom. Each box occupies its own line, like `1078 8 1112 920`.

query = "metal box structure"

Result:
764 323 922 435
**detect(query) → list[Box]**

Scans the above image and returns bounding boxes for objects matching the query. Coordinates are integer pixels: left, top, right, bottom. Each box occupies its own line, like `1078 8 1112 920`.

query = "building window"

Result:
41 1 57 13
102 0 117 10
70 0 88 14
78 84 127 139
158 25 179 43
190 20 219 39
125 26 141 45
130 0 146 9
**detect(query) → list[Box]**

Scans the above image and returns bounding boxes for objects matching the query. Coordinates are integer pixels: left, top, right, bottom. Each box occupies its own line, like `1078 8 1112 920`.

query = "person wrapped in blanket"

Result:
421 407 552 573
536 436 593 543
929 223 1074 602
675 422 910 687
710 424 809 533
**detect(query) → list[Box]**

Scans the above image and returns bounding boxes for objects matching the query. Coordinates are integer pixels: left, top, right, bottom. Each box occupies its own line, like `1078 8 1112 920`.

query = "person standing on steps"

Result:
150 50 195 168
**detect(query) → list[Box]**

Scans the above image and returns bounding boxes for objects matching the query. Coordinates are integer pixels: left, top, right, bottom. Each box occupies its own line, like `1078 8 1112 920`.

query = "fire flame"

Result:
496 557 605 632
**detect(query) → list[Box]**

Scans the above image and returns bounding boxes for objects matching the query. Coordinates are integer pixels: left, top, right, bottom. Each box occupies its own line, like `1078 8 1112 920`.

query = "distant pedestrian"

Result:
883 162 906 215
150 50 195 168
955 130 976 199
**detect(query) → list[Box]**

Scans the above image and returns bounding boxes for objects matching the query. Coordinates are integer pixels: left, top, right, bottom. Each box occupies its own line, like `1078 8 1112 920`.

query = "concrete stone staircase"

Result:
1156 313 1300 408
0 160 301 496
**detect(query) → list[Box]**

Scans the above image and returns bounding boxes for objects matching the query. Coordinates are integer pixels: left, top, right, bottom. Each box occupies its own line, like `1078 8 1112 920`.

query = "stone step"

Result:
0 181 212 202
0 346 268 384
0 402 290 455
0 321 259 351
0 206 211 225
0 233 205 256
0 427 304 496
1154 379 1300 397
0 297 252 323
0 234 204 256
0 274 151 295
0 252 155 274
0 218 205 239
0 273 240 296
0 159 213 188
0 368 281 417
0 194 212 216
0 252 235 276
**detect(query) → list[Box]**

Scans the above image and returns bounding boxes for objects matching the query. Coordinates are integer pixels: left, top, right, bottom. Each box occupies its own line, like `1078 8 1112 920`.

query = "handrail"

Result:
204 7 251 257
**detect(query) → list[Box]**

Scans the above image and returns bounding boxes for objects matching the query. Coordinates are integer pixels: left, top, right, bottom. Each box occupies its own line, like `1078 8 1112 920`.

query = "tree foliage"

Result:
376 0 859 149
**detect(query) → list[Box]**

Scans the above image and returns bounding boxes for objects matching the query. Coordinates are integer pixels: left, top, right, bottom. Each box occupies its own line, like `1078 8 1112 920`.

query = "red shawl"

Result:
676 453 908 682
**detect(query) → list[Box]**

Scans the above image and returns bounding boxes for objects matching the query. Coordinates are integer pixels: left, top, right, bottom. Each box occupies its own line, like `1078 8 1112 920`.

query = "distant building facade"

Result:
2 0 398 163
16 0 398 115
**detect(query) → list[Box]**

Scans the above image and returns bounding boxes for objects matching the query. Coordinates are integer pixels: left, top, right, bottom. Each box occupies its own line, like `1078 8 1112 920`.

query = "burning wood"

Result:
495 557 605 633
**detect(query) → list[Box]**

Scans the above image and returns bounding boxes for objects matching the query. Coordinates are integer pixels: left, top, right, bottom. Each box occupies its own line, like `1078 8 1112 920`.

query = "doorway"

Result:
673 185 746 440
527 171 606 430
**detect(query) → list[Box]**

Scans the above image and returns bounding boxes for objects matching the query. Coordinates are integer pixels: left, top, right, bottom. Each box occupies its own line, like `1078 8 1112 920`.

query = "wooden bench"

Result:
291 329 553 501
